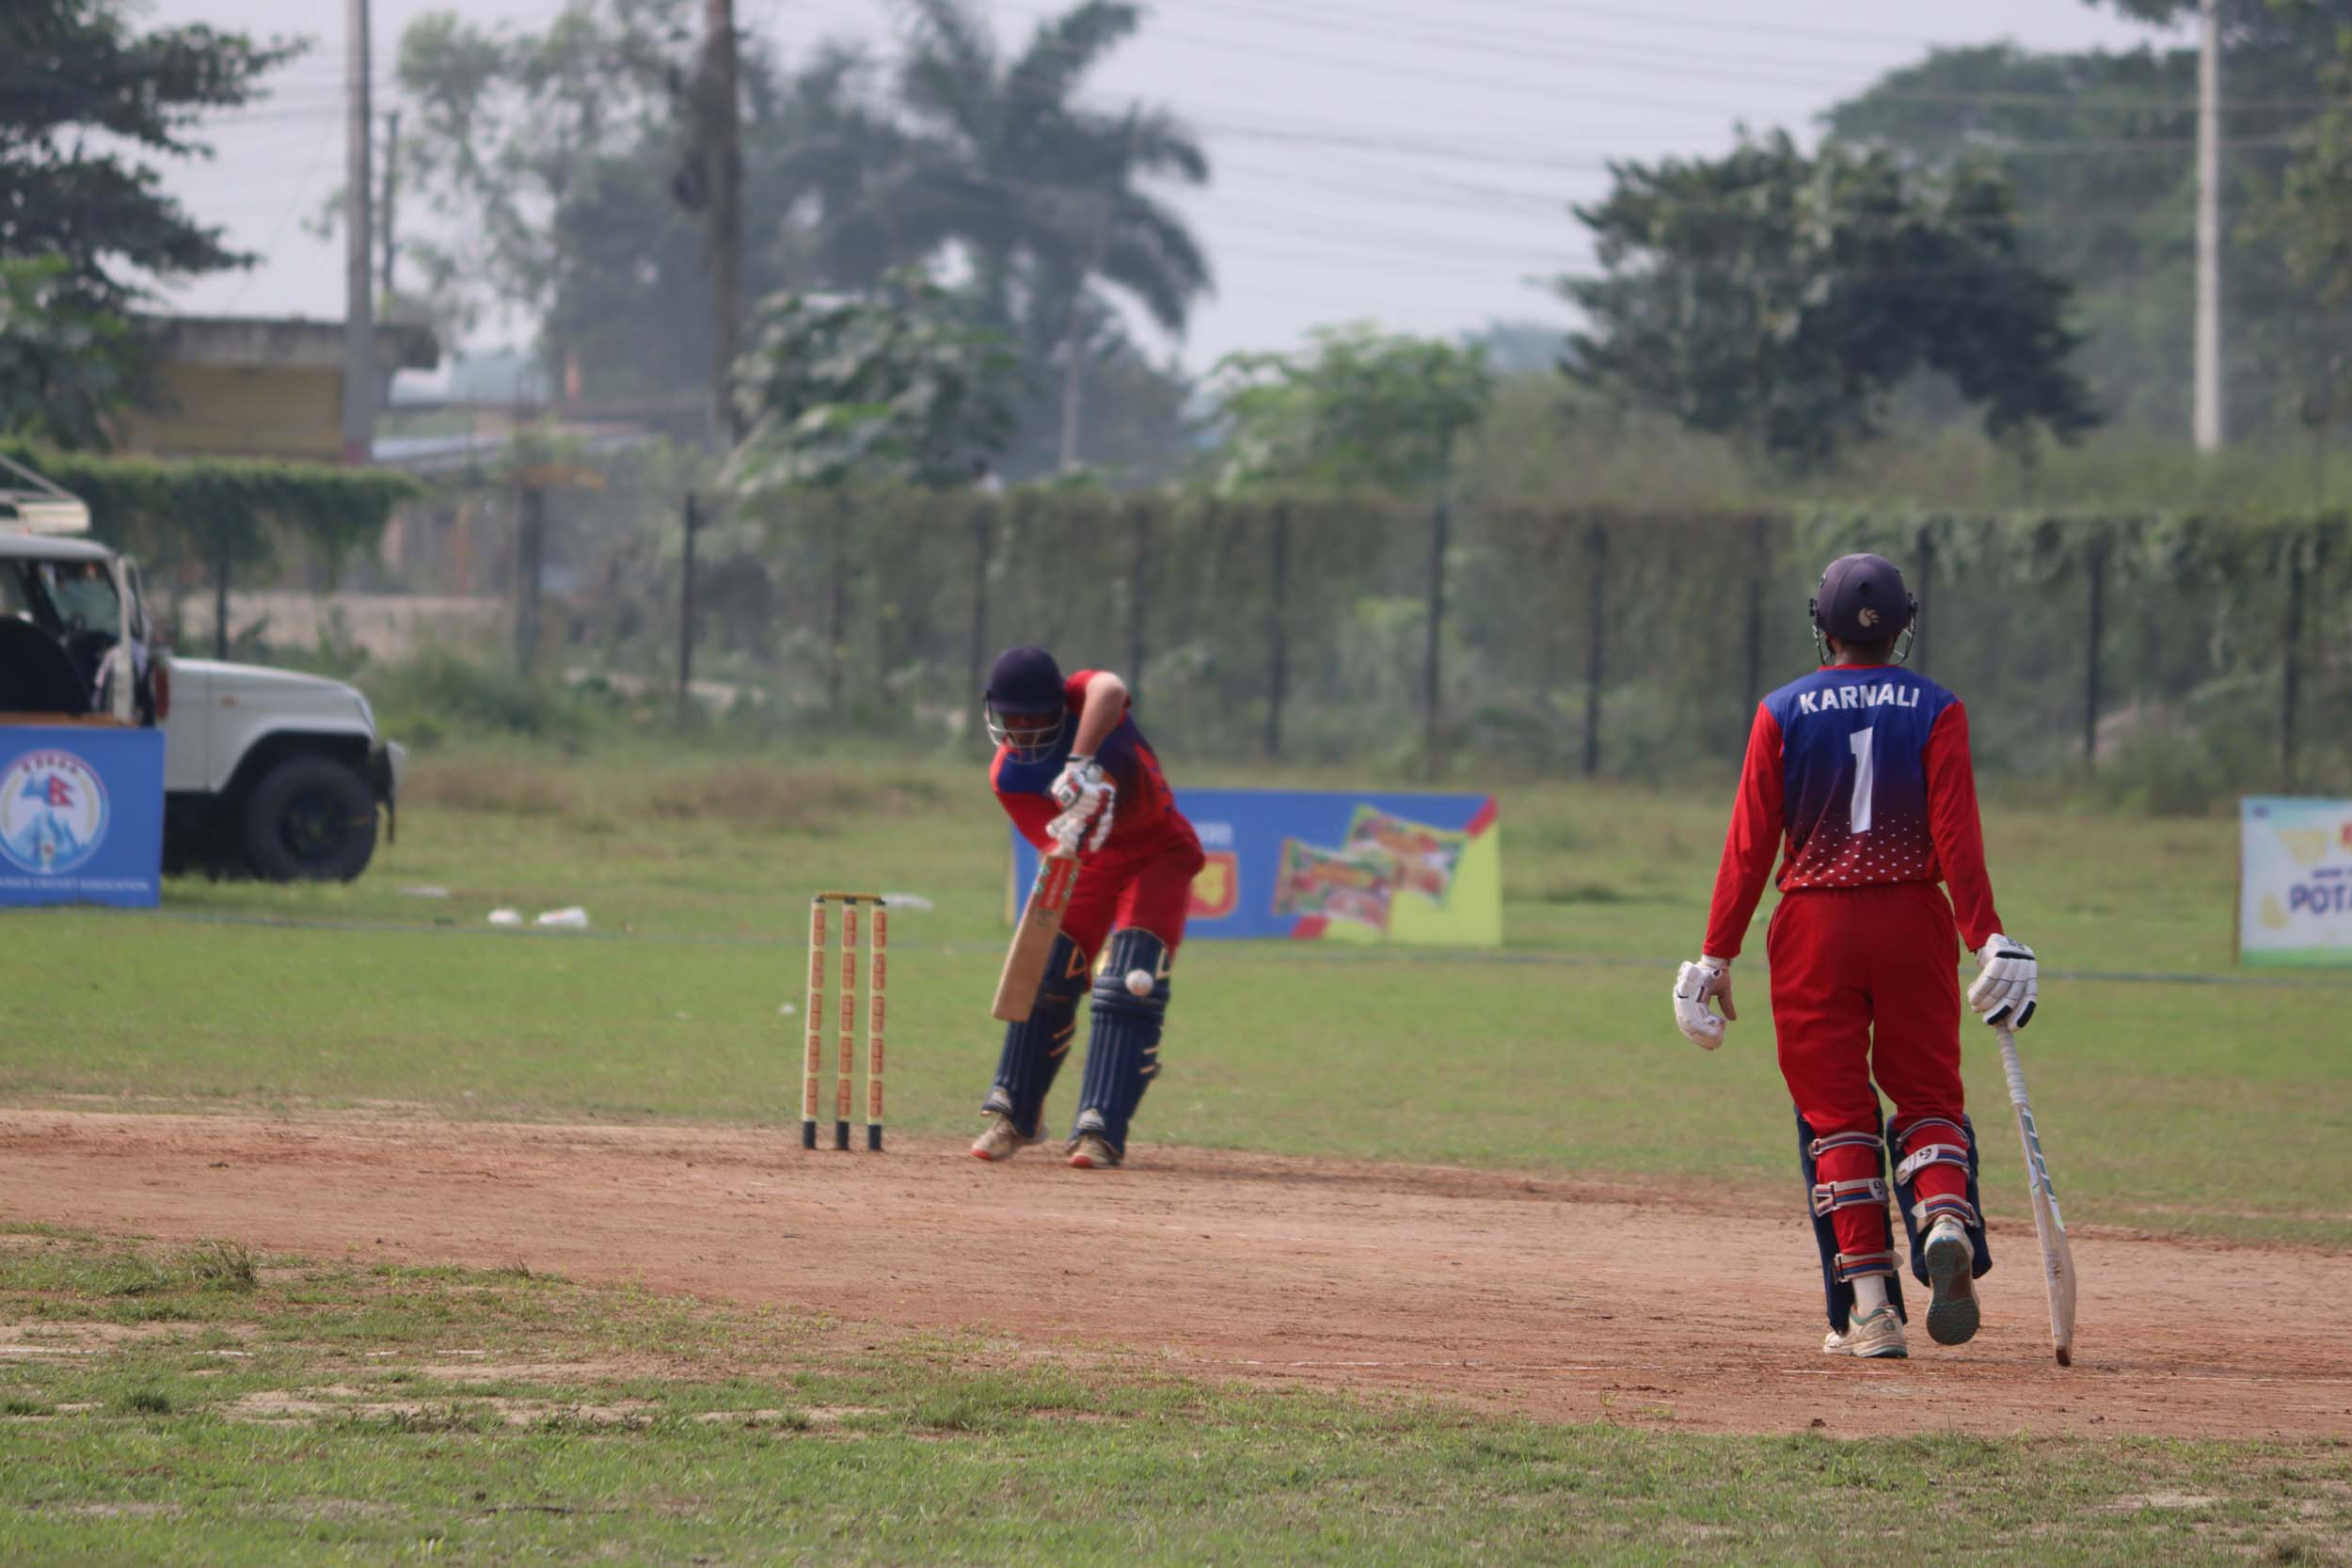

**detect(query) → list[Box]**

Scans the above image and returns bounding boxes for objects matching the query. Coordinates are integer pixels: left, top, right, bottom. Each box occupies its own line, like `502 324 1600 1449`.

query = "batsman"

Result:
972 646 1206 1170
1672 554 2042 1359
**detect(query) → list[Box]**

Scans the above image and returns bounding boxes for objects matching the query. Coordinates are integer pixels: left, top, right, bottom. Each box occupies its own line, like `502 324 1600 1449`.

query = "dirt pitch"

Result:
4 1110 2346 1441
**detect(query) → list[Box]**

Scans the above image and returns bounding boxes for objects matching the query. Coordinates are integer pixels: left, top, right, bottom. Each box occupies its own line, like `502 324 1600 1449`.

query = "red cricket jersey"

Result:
1703 664 2002 960
990 670 1186 856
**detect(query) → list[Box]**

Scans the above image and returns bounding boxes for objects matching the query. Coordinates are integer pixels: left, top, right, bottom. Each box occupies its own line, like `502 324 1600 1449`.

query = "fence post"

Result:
1912 521 1934 674
827 495 848 721
1742 515 1766 721
212 534 231 660
516 483 546 674
964 499 993 734
1266 500 1290 759
2081 531 2106 768
1423 497 1449 771
1582 518 1608 779
677 492 699 721
2282 533 2305 789
1128 499 1153 695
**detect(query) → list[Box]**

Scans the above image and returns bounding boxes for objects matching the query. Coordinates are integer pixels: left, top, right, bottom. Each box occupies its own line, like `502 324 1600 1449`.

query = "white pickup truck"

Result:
1 460 405 880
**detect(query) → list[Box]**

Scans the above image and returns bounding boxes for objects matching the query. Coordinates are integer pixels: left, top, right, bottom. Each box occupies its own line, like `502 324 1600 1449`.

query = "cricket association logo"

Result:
0 750 110 877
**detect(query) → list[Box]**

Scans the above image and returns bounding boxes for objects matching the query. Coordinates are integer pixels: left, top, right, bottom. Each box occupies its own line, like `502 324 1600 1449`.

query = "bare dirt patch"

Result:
4 1108 2348 1440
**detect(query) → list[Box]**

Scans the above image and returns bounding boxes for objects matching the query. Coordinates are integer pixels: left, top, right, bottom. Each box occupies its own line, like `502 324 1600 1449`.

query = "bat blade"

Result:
1999 1026 2077 1367
993 850 1080 1022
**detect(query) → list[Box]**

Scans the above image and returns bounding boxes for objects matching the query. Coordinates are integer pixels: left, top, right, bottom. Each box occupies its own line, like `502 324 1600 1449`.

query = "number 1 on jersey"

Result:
1848 725 1876 834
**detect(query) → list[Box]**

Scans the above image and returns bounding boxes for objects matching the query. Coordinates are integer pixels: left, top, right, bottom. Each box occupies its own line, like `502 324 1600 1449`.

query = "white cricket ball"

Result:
1124 968 1154 997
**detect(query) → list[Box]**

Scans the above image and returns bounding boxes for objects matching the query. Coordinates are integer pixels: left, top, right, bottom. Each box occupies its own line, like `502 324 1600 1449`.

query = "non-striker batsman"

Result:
972 646 1206 1170
1672 554 2042 1359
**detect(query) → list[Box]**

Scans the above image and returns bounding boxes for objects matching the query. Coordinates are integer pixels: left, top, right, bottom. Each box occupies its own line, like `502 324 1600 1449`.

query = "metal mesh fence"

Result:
530 488 2350 799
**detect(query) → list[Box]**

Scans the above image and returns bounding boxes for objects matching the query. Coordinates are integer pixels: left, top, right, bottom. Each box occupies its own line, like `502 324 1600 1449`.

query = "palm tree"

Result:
890 0 1212 468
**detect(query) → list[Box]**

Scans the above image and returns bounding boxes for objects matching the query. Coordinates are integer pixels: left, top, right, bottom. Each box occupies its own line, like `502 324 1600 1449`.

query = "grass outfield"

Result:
4 744 2349 1244
4 1229 2347 1567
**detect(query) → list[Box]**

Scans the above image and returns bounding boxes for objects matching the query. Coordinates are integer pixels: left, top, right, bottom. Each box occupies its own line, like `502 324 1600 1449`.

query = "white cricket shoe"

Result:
1822 1305 1909 1359
1066 1132 1121 1170
1922 1217 1981 1346
969 1115 1040 1163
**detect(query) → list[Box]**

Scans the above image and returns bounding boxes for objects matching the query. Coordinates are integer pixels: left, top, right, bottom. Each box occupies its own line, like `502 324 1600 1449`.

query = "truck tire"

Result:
241 755 379 881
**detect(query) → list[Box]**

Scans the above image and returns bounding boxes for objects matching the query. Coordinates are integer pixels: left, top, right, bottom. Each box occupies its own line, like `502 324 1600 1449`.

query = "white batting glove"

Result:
1046 756 1117 853
1049 754 1104 811
1968 933 2039 1029
1672 955 1737 1051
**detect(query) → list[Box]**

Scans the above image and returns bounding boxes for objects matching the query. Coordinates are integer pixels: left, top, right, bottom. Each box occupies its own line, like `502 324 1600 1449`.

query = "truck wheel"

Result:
241 755 379 881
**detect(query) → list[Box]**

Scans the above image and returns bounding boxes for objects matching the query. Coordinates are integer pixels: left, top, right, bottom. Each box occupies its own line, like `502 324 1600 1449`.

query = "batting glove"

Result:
1672 955 1737 1051
1968 934 2039 1029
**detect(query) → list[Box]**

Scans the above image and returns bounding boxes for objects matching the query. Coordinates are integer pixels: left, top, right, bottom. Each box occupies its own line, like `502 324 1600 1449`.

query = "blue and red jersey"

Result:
992 670 1187 857
1704 664 2002 959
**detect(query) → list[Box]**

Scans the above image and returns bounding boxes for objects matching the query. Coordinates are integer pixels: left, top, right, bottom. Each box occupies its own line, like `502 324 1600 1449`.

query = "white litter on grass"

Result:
535 907 590 929
882 893 933 911
487 908 523 927
398 885 452 899
777 1004 797 1016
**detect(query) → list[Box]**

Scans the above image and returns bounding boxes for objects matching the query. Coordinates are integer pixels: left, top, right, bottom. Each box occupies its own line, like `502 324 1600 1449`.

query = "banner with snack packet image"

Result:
1272 838 1397 933
2239 796 2352 968
1009 788 1501 945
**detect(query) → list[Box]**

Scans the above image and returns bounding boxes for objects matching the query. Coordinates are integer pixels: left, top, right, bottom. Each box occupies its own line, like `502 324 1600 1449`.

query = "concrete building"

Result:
116 315 438 464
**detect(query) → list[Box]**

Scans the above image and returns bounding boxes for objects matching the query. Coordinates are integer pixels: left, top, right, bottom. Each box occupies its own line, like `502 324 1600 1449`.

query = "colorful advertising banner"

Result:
1010 788 1502 944
0 724 164 909
2239 796 2352 968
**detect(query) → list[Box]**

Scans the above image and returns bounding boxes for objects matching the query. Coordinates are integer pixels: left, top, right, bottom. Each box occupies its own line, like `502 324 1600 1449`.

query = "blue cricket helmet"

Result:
985 646 1067 761
1810 554 1917 658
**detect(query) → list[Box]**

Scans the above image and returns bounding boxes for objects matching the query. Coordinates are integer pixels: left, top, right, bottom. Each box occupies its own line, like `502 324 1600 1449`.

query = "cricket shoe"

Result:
969 1115 1041 1163
1066 1132 1121 1170
1922 1216 1981 1346
1822 1305 1908 1359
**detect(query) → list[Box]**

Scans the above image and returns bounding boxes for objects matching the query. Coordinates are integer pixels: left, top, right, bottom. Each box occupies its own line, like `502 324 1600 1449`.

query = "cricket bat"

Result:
993 849 1080 1022
1998 1025 2078 1367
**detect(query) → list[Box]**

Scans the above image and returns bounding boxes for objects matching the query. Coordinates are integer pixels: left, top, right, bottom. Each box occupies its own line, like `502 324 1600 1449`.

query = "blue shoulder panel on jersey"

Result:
1763 667 1956 877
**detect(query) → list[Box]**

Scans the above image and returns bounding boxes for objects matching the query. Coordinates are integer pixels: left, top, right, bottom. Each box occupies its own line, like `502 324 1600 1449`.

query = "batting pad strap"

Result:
1898 1117 1968 1148
1833 1249 1899 1283
1808 1130 1883 1162
1895 1144 1973 1185
1810 1177 1889 1217
1912 1193 1979 1229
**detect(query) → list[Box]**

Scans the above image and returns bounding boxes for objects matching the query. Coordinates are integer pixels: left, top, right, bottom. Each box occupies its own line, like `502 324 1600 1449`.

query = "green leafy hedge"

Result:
0 441 420 581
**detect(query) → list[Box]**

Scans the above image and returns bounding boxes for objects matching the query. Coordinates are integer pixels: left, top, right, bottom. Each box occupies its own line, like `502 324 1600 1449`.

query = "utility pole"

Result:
703 0 744 444
380 109 401 299
2194 0 2224 452
342 0 376 466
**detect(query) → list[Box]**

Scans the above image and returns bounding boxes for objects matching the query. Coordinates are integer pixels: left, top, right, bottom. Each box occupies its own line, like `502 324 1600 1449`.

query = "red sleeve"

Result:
1065 669 1128 721
1925 701 2002 950
997 789 1061 853
1703 705 1786 960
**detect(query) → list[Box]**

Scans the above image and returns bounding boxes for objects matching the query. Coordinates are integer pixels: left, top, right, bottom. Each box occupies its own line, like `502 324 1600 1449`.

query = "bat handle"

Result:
1997 1026 2031 1108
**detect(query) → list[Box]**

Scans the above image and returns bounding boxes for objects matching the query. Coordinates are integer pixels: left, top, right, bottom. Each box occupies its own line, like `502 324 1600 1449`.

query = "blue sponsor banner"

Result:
1010 787 1502 944
0 724 164 909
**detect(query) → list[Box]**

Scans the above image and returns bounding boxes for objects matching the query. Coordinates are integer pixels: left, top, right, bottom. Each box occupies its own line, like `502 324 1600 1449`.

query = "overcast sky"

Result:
144 0 2185 371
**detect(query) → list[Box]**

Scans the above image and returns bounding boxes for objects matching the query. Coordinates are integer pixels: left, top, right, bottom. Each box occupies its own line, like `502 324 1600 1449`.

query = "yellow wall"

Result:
117 363 347 462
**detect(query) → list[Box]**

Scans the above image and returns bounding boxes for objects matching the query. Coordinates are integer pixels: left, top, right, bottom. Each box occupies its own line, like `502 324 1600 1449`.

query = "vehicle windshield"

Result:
36 560 121 635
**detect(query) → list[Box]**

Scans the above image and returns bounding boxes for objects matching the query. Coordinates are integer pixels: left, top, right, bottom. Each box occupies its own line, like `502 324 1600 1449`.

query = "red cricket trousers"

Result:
1057 821 1208 962
1768 881 1971 1253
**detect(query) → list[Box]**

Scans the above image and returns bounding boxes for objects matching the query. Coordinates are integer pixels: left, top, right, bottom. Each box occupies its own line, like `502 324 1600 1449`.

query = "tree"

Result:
395 2 688 383
0 0 300 311
1561 132 2099 471
390 9 932 404
0 256 137 448
1826 27 2352 438
1211 324 1495 497
0 0 299 445
893 0 1211 468
723 273 1019 494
